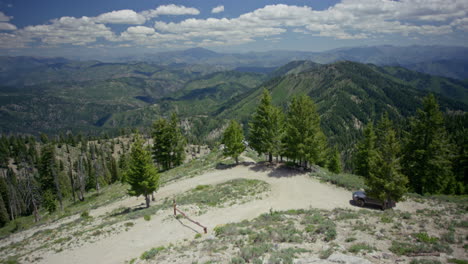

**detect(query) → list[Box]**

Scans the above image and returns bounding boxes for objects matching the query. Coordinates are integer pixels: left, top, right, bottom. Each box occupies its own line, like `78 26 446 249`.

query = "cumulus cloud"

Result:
22 16 116 45
94 9 146 24
0 22 16 30
141 4 200 19
0 11 16 30
211 5 224 14
0 1 467 50
0 11 11 22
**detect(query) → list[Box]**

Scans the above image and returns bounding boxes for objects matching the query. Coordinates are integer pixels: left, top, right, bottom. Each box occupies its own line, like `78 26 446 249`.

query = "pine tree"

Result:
169 113 186 167
328 147 342 174
38 144 56 193
0 194 9 227
249 89 284 162
354 123 377 178
283 95 327 167
0 176 10 219
222 120 246 164
402 94 453 194
125 134 159 208
152 113 187 171
366 114 408 208
152 118 172 170
109 156 121 183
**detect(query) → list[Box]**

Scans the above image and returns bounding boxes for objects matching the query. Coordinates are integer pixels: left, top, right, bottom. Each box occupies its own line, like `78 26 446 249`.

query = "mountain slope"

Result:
217 61 467 147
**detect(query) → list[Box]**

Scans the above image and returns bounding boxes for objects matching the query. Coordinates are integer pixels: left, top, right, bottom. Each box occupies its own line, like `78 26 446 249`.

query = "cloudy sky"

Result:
0 0 467 59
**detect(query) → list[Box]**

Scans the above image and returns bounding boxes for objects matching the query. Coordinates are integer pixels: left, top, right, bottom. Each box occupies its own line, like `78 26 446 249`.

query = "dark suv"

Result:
352 191 395 210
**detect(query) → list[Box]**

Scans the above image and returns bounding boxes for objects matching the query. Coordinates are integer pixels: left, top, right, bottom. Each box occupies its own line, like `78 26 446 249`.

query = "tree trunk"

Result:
145 194 150 208
235 156 239 164
152 193 155 202
268 153 272 163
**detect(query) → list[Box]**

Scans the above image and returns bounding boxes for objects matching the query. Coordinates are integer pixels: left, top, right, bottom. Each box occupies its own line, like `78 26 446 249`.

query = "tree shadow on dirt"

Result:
349 200 383 211
249 162 309 178
108 206 146 217
215 161 255 170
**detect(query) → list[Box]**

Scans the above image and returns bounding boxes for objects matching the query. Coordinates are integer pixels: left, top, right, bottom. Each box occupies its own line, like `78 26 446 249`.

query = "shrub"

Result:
144 215 151 221
231 257 246 264
194 233 202 239
140 246 165 260
239 243 271 262
414 232 438 244
348 243 375 253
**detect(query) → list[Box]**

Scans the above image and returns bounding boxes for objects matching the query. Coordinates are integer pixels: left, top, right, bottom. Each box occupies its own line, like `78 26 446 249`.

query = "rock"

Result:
382 253 392 259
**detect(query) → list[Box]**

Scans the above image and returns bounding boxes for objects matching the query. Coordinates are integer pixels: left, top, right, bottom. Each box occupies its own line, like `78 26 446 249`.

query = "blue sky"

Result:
0 0 467 59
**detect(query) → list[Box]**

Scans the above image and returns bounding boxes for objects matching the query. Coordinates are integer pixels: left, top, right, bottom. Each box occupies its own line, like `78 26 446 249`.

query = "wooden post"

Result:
173 199 176 216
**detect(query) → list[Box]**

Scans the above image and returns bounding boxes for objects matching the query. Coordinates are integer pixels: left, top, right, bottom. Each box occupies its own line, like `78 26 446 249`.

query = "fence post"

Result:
173 199 176 216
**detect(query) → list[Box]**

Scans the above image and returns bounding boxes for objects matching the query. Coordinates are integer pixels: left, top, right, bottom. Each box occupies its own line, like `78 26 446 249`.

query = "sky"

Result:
0 0 467 59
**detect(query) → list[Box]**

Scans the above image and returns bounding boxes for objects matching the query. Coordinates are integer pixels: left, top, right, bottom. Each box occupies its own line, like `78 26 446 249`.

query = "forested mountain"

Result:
1 57 466 149
217 61 467 149
0 61 266 135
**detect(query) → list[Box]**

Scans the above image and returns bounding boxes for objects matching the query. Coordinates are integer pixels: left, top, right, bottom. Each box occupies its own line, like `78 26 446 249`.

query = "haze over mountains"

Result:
112 45 468 80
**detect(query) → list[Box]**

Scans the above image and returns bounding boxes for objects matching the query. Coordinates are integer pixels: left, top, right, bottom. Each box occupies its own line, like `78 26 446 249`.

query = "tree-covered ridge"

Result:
218 61 467 152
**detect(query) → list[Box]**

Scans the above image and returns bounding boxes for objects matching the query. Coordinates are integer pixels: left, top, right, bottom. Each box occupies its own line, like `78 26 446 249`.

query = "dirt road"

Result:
33 162 415 263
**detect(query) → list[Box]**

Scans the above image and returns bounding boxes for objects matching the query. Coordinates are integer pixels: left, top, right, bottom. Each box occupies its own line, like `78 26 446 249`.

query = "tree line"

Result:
222 89 341 173
355 94 467 200
0 114 187 227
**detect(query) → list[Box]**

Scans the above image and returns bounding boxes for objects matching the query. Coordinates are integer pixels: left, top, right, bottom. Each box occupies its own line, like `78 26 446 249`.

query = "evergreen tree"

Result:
366 115 408 208
222 120 246 164
109 156 121 183
125 134 159 208
38 144 56 193
402 94 453 194
328 147 342 174
354 123 377 178
169 113 187 167
0 194 9 227
249 89 285 162
0 176 10 219
152 118 172 170
152 113 187 171
38 144 62 211
283 95 327 167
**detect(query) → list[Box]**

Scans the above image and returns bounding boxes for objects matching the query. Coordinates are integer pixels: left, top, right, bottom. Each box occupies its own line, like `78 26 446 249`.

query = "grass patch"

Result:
448 259 468 264
310 168 365 190
389 240 453 256
143 215 151 221
175 179 270 209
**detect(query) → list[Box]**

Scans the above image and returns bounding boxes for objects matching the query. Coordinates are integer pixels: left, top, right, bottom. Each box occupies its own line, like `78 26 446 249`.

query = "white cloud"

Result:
22 16 116 45
1 1 466 50
94 9 146 24
141 4 200 19
0 22 16 30
0 11 11 22
211 5 224 14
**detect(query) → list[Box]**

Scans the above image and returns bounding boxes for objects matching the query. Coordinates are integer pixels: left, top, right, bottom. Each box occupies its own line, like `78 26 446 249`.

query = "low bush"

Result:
140 246 165 260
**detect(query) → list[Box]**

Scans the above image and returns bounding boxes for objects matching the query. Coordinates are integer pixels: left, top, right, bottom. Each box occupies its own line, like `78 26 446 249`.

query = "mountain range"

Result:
0 46 467 151
115 45 468 80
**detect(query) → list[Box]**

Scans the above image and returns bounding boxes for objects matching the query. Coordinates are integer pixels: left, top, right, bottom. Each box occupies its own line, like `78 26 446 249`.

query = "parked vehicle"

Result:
352 191 395 210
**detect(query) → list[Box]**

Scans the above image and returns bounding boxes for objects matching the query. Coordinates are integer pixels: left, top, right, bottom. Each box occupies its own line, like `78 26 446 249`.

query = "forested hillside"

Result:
217 61 467 149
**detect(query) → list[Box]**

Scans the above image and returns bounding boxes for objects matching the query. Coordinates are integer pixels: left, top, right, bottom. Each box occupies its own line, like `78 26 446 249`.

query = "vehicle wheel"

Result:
356 199 365 207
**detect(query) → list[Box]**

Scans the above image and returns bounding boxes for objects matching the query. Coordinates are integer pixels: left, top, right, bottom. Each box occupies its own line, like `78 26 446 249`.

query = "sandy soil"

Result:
10 160 425 264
